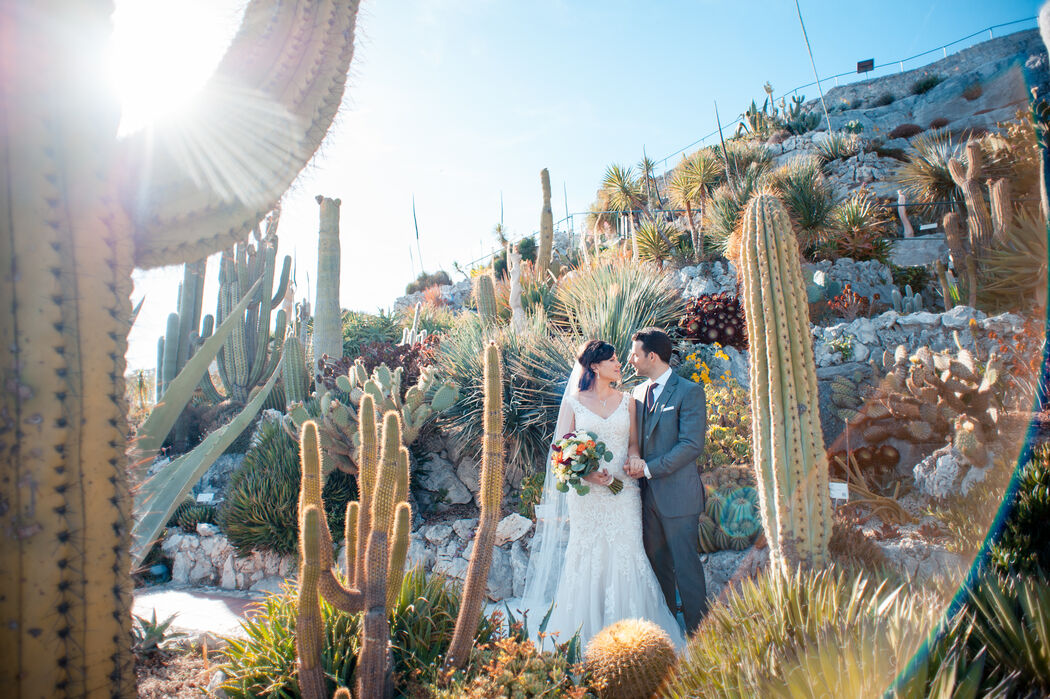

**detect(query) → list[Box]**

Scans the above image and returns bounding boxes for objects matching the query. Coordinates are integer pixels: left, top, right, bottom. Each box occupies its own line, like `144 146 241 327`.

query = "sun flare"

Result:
110 0 243 135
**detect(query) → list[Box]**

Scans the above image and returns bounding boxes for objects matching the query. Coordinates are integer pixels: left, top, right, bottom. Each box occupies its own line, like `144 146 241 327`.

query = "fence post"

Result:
989 28 994 40
899 61 904 73
943 46 947 58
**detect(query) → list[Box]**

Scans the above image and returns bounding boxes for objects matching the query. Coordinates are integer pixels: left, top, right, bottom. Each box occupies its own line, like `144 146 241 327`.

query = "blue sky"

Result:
121 0 1039 371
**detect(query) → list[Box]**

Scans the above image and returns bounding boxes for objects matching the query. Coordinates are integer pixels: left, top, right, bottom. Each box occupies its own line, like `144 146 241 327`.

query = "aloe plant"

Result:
0 3 360 695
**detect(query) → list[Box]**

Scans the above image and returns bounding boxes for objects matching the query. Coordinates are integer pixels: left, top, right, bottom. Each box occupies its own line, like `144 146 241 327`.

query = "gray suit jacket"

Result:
633 372 706 518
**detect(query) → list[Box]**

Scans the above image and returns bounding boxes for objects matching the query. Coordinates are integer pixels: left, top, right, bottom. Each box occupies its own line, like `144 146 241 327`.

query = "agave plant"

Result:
554 258 686 366
668 148 725 260
815 130 862 164
824 189 895 264
662 567 940 698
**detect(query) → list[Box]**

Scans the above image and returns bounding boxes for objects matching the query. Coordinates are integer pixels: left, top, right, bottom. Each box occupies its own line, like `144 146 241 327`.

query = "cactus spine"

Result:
313 196 343 362
584 619 677 699
445 343 505 668
296 410 410 699
474 272 498 324
538 168 554 277
737 192 831 574
1 3 359 695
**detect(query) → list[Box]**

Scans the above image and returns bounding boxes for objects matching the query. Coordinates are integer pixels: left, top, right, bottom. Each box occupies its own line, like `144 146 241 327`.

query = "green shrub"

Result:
874 93 895 107
929 117 950 129
341 309 400 360
911 74 943 95
406 269 453 295
662 567 940 698
988 444 1050 576
962 82 983 101
220 569 498 698
219 418 356 556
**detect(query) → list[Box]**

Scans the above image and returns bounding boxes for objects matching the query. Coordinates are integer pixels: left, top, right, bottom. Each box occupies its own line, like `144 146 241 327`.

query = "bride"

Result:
520 339 686 649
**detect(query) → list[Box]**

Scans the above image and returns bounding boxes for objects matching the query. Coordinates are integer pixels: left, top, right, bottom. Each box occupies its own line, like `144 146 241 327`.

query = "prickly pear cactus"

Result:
0 3 360 695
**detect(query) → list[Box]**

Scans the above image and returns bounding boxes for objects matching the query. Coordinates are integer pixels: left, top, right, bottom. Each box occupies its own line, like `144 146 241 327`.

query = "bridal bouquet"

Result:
551 431 623 495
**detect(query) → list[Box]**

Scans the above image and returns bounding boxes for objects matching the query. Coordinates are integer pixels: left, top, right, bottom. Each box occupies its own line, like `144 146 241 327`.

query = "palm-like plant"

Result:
601 163 647 257
825 189 894 264
763 155 838 256
894 129 964 219
637 153 665 213
668 148 725 260
706 163 766 257
635 217 687 267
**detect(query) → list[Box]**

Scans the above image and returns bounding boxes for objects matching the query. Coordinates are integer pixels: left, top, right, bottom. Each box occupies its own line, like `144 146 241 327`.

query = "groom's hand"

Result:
625 457 646 479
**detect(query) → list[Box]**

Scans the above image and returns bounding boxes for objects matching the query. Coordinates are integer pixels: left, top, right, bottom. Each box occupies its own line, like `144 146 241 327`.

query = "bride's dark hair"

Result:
577 340 615 391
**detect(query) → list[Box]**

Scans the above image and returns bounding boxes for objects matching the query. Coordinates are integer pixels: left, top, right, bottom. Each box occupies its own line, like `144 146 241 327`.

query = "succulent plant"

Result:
173 503 216 535
313 196 343 363
890 284 924 313
537 169 554 278
676 293 748 349
844 344 1005 470
445 343 506 669
719 486 762 543
584 619 677 699
736 192 832 574
0 2 359 693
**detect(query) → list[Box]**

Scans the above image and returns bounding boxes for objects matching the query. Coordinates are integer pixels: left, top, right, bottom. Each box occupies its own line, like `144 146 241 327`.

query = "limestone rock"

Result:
418 454 473 505
452 518 478 540
495 513 533 546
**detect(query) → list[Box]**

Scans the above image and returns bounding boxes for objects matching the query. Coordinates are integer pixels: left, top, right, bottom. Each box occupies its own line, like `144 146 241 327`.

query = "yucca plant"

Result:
600 163 646 256
762 156 838 257
662 567 941 698
894 129 964 220
823 189 895 263
638 153 665 212
554 258 686 366
814 130 861 164
705 163 765 255
719 140 774 183
635 217 687 266
979 208 1048 312
668 148 725 260
435 313 576 484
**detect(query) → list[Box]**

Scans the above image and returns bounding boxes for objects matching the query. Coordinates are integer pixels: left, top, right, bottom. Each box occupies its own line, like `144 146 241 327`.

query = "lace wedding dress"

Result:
541 393 686 649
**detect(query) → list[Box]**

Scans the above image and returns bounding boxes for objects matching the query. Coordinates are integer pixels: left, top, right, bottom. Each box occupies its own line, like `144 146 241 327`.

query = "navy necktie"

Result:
645 382 657 412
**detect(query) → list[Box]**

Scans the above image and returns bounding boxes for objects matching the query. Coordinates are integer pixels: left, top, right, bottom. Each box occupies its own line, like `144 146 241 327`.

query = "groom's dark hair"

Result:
632 328 672 363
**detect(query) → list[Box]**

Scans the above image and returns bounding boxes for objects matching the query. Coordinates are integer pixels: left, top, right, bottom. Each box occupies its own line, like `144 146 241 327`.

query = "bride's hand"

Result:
583 468 613 486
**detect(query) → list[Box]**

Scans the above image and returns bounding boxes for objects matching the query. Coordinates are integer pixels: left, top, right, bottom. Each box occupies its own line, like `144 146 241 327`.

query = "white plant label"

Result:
829 482 849 500
196 492 215 503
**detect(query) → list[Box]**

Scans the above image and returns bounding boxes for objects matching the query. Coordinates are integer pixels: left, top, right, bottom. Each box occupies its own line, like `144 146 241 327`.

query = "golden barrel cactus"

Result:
584 619 678 699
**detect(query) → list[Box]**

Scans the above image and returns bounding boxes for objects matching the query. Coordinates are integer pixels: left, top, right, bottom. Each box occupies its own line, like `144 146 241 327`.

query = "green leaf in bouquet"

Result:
577 485 590 495
603 451 614 462
556 482 569 493
571 461 587 472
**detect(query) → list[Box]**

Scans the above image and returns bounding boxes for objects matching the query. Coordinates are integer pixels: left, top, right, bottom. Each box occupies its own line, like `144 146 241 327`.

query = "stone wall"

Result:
161 524 295 593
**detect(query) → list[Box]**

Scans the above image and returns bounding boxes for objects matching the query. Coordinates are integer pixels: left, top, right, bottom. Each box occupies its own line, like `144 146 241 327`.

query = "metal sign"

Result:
857 58 874 73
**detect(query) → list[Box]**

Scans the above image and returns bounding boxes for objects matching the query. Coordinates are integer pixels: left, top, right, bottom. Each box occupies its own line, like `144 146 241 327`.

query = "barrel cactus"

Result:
1 3 360 695
584 618 678 699
718 486 762 549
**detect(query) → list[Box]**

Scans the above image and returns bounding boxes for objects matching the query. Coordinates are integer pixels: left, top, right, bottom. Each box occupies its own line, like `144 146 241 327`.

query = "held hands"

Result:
624 456 647 479
582 468 615 487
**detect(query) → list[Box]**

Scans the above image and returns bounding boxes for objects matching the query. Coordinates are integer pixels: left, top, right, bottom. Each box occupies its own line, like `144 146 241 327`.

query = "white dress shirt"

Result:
640 367 673 478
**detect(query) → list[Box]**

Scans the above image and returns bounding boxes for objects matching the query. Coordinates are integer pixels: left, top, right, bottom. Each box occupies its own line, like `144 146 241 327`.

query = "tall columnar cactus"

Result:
737 192 831 574
156 260 209 400
207 214 291 403
445 343 505 669
296 412 410 699
0 3 359 695
538 168 554 278
948 140 994 255
282 335 310 406
508 247 527 332
474 272 498 324
313 195 343 362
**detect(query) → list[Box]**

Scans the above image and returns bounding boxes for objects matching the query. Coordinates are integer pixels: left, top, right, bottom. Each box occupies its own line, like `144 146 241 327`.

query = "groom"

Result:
626 328 708 633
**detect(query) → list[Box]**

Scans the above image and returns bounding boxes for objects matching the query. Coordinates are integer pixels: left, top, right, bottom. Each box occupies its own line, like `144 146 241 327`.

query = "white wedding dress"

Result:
540 393 686 650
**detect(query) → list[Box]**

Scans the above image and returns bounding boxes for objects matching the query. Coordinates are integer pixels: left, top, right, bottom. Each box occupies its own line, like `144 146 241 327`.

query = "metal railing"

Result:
652 17 1037 173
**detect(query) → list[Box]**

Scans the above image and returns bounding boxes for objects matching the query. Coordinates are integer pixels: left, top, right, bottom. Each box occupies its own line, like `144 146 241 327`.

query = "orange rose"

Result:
586 440 595 448
576 444 585 454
